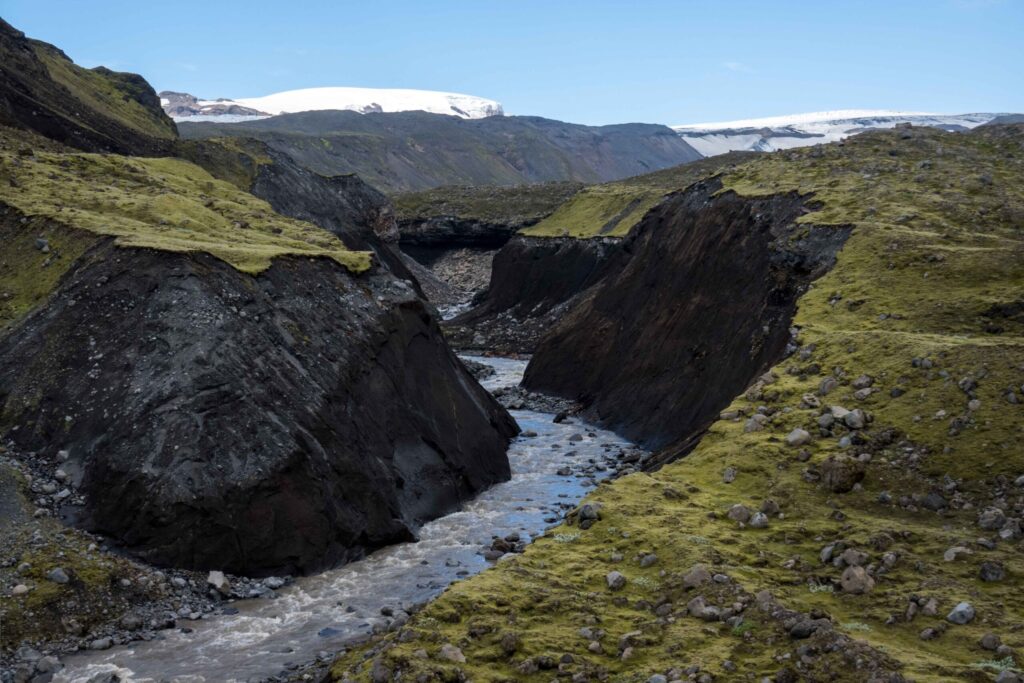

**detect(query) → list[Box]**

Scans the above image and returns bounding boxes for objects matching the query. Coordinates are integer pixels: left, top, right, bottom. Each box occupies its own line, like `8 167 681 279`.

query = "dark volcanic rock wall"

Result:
523 180 850 456
445 235 620 353
0 240 517 576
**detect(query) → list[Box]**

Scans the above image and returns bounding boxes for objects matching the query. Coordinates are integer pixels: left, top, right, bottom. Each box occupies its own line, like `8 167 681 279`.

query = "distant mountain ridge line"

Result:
160 86 503 121
670 109 1018 156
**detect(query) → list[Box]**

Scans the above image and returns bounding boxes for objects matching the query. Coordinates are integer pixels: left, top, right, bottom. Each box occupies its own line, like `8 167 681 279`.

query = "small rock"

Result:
946 601 975 625
439 643 466 663
790 618 830 639
978 507 1007 531
844 409 866 429
821 454 865 493
682 564 712 589
749 512 769 528
980 633 1002 651
943 546 970 562
840 566 875 594
11 584 30 596
207 570 231 595
639 553 658 568
722 467 737 484
46 567 70 584
606 571 627 591
979 561 1006 582
921 492 948 511
727 504 751 523
819 377 839 395
785 428 812 447
89 638 113 651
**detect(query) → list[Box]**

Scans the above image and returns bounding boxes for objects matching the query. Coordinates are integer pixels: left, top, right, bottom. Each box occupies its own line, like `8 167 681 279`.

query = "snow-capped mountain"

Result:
672 110 1007 157
160 87 503 122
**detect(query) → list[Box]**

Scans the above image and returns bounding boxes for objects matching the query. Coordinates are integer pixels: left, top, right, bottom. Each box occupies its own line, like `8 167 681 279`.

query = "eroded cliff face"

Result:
523 180 850 456
0 237 517 576
444 235 621 353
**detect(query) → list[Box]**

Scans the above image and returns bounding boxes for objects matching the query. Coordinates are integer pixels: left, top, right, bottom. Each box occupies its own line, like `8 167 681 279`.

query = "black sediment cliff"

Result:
0 18 518 576
445 235 620 353
0 235 516 576
523 179 850 458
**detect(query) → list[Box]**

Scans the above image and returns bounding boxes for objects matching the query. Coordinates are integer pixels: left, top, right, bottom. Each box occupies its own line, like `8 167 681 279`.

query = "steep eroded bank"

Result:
524 179 849 457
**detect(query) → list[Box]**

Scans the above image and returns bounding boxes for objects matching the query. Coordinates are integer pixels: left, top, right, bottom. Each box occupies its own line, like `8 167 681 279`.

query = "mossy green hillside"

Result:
173 136 274 191
332 127 1024 681
522 152 755 238
32 42 177 143
0 149 372 275
393 181 583 226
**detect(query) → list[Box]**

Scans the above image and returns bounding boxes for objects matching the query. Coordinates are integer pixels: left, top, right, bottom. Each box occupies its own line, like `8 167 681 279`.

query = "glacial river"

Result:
55 357 637 682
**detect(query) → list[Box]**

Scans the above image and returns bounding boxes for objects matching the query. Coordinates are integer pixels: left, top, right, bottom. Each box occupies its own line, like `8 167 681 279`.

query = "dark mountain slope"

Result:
0 18 176 155
178 110 702 193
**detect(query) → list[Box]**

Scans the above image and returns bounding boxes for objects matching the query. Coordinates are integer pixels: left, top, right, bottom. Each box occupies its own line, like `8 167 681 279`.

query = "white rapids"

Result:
55 356 637 683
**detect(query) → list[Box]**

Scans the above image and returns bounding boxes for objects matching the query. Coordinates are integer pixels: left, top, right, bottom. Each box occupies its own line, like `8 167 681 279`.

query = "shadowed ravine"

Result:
53 357 642 683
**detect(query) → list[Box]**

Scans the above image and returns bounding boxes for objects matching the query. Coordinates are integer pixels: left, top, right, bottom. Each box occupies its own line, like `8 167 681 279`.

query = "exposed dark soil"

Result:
523 179 851 461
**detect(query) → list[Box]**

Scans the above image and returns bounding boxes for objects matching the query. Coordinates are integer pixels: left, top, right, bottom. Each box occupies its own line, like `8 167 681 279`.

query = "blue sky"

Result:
5 0 1022 125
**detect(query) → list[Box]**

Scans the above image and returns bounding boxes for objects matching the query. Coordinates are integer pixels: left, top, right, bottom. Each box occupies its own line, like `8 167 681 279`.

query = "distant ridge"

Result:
672 110 1012 156
161 86 503 121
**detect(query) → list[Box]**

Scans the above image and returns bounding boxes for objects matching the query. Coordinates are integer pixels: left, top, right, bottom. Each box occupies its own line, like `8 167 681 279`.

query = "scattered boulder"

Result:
46 567 70 584
978 507 1007 531
785 428 812 447
749 512 769 528
790 618 831 639
840 566 875 594
946 602 976 625
727 504 752 523
980 633 1002 651
979 561 1006 582
821 454 866 493
207 570 231 596
439 643 466 663
606 571 627 591
682 564 712 589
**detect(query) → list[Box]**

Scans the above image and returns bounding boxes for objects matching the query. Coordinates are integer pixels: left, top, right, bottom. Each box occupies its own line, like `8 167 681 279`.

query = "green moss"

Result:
0 149 371 275
173 137 273 191
332 127 1024 681
0 218 98 333
522 151 755 238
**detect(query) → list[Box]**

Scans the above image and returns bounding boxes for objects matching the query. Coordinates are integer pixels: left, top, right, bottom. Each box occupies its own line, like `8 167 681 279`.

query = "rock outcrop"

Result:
0 233 516 576
523 179 850 454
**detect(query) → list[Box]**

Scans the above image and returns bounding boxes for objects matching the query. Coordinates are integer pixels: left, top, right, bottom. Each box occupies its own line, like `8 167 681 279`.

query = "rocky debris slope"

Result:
329 125 1024 681
445 236 621 354
523 179 849 454
0 454 299 672
0 19 176 155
